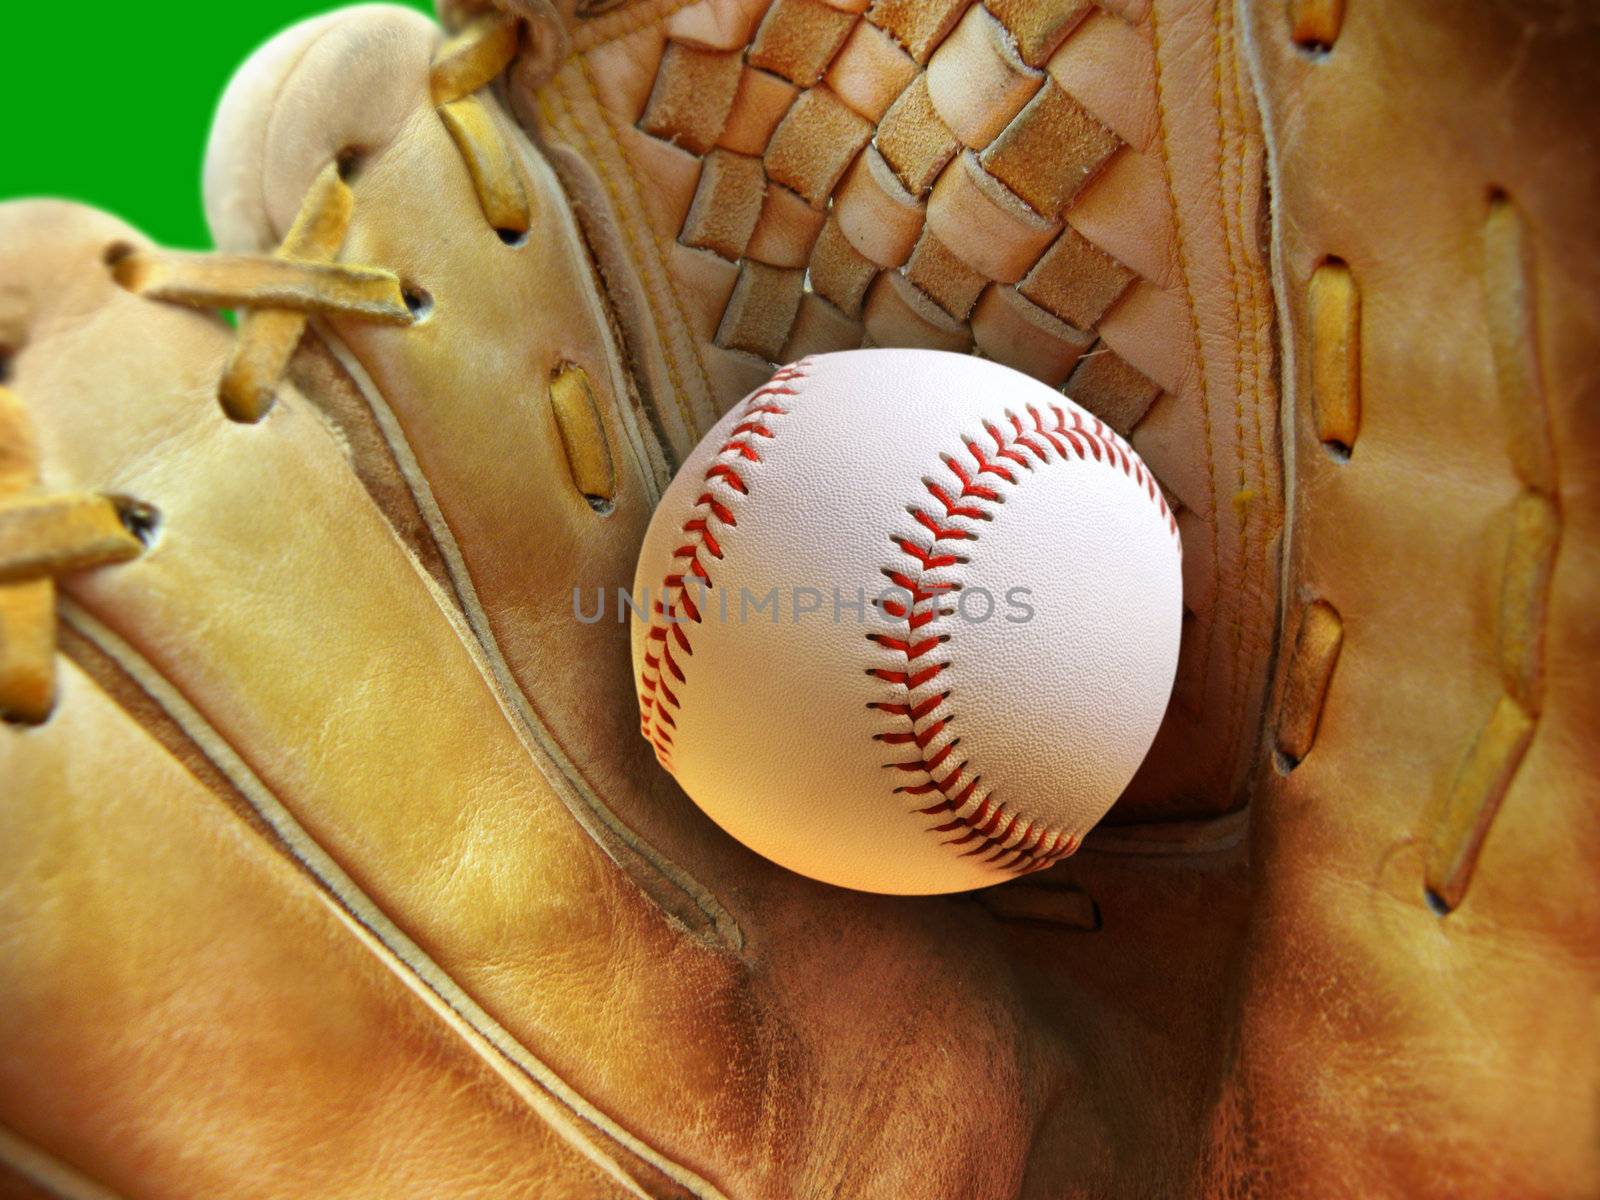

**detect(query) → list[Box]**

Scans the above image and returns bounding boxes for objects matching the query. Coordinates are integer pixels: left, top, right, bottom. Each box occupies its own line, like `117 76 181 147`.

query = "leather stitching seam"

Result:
1149 4 1226 719
1213 0 1258 782
547 69 699 440
575 54 717 417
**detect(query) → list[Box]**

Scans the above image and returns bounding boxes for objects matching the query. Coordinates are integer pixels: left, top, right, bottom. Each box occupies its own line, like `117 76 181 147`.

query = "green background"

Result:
3 1 432 250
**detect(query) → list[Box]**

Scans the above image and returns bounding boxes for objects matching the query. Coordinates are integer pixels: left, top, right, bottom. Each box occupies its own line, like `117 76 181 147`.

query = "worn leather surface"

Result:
0 0 1594 1196
1212 1 1600 1193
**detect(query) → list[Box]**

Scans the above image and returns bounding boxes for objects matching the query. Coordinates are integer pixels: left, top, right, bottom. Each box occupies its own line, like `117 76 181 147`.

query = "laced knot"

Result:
109 11 529 424
0 15 532 721
0 386 149 724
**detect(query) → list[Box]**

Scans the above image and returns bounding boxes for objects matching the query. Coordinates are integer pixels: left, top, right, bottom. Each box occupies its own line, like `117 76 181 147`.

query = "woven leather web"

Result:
563 0 1174 453
534 0 1259 820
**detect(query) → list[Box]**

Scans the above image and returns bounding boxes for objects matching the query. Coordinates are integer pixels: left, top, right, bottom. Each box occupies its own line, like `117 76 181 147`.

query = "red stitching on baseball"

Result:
639 366 1176 880
637 361 811 770
871 405 1179 876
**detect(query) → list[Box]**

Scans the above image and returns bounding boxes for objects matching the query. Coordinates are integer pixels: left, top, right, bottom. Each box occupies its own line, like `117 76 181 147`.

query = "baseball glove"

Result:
1 0 1596 1196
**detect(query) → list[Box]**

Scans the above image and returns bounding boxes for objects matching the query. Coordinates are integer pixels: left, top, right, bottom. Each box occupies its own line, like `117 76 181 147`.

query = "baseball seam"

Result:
871 404 1180 876
637 360 811 769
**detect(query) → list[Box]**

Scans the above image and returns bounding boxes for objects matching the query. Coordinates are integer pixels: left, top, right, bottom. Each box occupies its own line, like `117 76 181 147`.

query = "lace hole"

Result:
496 228 529 248
112 496 162 548
104 241 141 291
402 286 435 323
0 345 13 385
1 695 58 727
335 147 367 183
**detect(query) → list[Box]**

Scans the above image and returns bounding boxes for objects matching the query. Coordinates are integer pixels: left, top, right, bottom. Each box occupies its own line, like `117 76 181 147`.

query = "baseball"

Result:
632 350 1182 894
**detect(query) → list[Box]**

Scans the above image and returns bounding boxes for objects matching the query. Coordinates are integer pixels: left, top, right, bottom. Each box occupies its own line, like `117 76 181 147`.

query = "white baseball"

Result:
632 350 1182 895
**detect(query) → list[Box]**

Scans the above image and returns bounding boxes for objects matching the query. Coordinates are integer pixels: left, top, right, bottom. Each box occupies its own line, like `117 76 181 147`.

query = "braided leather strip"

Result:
872 403 1177 874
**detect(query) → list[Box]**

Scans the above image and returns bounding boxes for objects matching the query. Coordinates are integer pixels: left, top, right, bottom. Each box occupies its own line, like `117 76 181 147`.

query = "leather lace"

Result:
113 11 528 424
0 13 525 723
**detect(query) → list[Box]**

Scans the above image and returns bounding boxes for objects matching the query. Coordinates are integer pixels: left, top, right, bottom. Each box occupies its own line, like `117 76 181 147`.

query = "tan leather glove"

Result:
1 1 1595 1196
